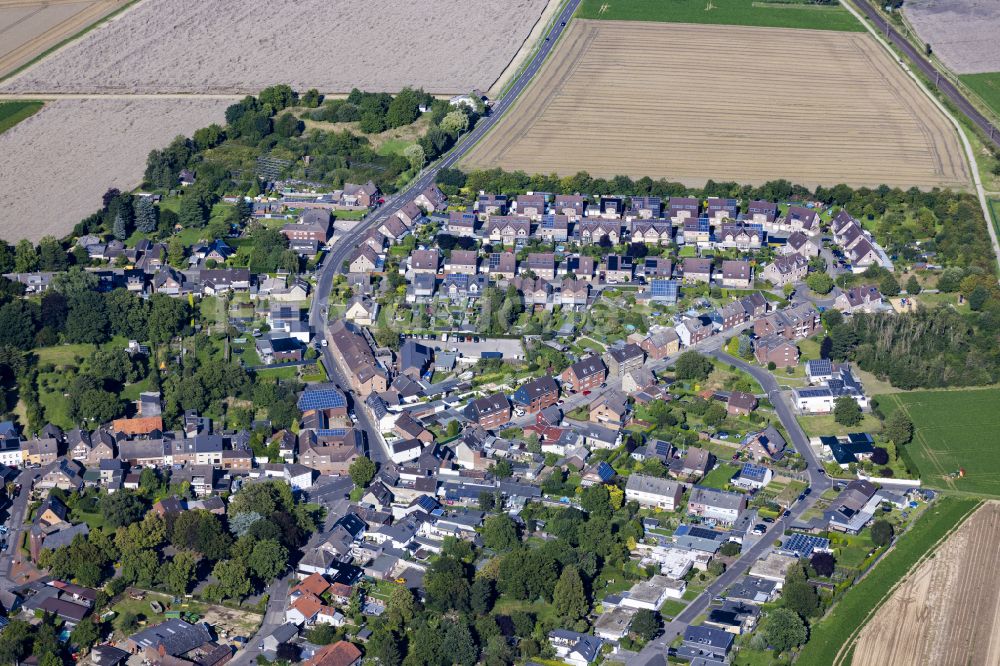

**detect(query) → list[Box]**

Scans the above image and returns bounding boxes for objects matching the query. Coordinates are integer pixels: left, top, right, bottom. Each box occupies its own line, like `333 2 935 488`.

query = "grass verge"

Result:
575 0 864 31
0 101 44 134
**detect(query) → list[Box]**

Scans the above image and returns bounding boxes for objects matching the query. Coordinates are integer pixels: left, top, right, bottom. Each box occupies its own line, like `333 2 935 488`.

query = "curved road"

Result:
629 350 831 665
852 0 999 150
232 4 582 663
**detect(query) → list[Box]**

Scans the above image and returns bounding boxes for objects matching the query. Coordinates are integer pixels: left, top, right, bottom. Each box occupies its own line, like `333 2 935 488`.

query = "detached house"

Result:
447 212 477 237
414 184 447 211
835 285 883 314
282 209 331 243
463 393 511 430
720 260 753 288
785 205 820 234
410 249 440 274
512 376 560 414
762 253 809 287
681 258 712 284
625 474 683 510
603 343 645 378
688 487 746 524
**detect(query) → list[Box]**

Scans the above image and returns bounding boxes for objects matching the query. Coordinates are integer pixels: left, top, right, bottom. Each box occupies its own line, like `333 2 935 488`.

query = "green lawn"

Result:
698 463 740 489
575 0 864 31
796 497 980 666
35 343 97 365
960 72 1000 119
0 101 43 134
989 198 1000 237
879 389 1000 496
796 413 882 438
376 138 414 156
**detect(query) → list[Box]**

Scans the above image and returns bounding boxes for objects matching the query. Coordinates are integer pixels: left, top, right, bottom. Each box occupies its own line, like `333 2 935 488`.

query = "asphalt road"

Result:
852 0 999 150
629 351 832 665
0 468 41 591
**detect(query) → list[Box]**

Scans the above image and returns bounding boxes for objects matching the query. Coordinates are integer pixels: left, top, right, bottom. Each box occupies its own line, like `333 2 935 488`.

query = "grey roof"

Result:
690 486 746 511
130 619 212 656
625 474 681 498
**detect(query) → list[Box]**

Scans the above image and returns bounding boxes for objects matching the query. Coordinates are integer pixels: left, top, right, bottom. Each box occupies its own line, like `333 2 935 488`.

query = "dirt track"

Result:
1 0 548 94
853 501 1000 666
461 20 970 189
0 98 228 243
0 0 129 81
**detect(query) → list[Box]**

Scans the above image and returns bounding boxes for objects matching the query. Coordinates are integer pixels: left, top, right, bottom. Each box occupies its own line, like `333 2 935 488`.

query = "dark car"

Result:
783 510 791 517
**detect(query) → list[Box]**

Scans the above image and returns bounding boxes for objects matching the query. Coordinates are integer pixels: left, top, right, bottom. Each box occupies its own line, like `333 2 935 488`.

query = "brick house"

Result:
561 356 607 393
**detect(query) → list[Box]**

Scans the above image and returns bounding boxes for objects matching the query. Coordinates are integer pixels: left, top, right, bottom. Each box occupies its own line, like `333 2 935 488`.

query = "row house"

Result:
538 214 569 242
486 217 531 245
69 429 115 466
561 356 606 393
630 220 673 245
348 245 381 274
640 327 681 359
515 193 546 220
444 250 478 275
552 194 587 220
477 193 508 216
720 260 753 289
447 212 477 237
717 223 763 251
628 196 662 220
835 285 883 314
410 249 440 274
585 196 623 219
706 197 738 222
564 255 596 282
720 300 748 330
511 376 560 414
681 217 711 247
523 252 557 280
487 251 517 280
512 276 552 309
676 317 713 347
579 219 621 245
762 252 809 287
668 197 700 221
746 200 777 224
604 255 634 283
558 278 590 306
442 274 488 300
327 320 388 397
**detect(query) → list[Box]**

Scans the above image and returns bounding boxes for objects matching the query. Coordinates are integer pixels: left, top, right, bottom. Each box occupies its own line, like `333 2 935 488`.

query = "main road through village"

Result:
233 2 584 662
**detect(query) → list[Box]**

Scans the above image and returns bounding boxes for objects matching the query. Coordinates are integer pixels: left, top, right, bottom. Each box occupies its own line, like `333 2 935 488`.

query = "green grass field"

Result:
0 101 43 134
960 72 1000 119
698 463 740 489
879 389 1000 496
796 497 980 666
575 0 864 31
989 198 1000 238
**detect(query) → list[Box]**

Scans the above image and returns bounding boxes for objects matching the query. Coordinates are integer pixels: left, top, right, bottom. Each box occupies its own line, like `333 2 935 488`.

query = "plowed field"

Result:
462 20 970 189
853 501 1000 666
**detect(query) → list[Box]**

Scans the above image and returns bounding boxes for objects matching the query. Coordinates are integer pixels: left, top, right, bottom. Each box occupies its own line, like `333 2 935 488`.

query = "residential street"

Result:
0 468 41 592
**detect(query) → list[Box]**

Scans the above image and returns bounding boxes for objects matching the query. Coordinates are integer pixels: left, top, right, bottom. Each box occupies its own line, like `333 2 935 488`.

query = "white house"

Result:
625 474 683 510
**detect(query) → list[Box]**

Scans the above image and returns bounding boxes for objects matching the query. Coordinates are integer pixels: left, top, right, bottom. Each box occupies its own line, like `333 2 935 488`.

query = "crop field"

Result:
961 72 1000 118
0 0 130 80
879 389 1000 496
1 0 550 94
902 0 1000 74
576 0 864 31
461 21 969 189
0 98 228 243
0 99 42 133
797 496 980 666
853 501 1000 666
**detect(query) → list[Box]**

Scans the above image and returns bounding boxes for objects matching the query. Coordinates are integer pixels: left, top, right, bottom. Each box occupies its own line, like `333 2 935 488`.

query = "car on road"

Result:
752 524 766 536
798 493 806 501
582 390 591 396
762 517 774 524
804 487 811 495
783 510 791 517
557 399 565 405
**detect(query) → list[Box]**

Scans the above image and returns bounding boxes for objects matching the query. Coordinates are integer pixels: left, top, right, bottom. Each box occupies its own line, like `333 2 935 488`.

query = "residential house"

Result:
603 343 644 378
706 197 738 222
348 246 380 274
447 212 477 237
476 193 508 216
327 320 388 397
414 185 447 212
486 217 530 245
377 216 409 244
561 357 606 393
763 253 809 287
784 230 820 258
552 194 586 219
741 425 787 462
548 630 605 666
727 391 758 416
21 438 58 466
732 463 772 491
834 285 883 314
640 327 680 359
523 252 557 280
668 197 700 221
604 254 633 283
579 220 620 245
719 301 747 330
589 391 629 425
681 258 712 284
625 474 683 510
463 393 511 430
754 303 820 340
754 334 798 368
344 296 379 326
720 260 753 288
538 214 570 242
688 487 746 524
512 376 560 414
487 251 517 280
395 201 423 228
786 205 820 234
444 250 478 275
282 209 331 243
746 200 777 224
717 223 763 251
630 220 672 245
515 193 546 220
410 249 439 274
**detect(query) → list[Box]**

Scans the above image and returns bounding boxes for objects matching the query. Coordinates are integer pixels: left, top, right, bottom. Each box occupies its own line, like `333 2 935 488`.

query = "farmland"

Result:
576 0 864 31
0 0 131 80
853 501 1000 666
1 0 550 94
902 0 1000 74
460 20 969 189
878 389 1000 496
796 496 980 666
0 97 228 243
961 72 1000 118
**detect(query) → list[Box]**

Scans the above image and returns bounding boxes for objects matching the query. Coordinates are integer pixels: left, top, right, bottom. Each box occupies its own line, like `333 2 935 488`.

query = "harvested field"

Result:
0 0 131 80
852 501 1000 666
461 20 970 190
902 0 1000 74
1 0 549 94
0 98 227 243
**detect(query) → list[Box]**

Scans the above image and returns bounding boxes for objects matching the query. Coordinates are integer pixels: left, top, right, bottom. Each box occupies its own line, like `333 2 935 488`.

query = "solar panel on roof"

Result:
298 388 347 411
654 440 671 455
650 280 678 297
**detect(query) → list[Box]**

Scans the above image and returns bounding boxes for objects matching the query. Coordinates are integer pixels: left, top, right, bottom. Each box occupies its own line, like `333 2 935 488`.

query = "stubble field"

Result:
0 0 130 80
0 98 228 243
461 20 970 189
902 0 1000 74
1 0 550 94
853 501 1000 666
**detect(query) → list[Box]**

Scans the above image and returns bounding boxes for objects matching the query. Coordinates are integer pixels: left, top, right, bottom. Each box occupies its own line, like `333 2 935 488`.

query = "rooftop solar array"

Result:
783 533 830 558
298 387 346 411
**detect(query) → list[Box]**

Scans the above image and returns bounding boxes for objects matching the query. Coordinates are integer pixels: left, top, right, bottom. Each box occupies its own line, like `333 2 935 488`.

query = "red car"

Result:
582 390 591 396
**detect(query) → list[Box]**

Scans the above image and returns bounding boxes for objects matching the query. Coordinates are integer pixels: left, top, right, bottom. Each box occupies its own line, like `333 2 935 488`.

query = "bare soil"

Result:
902 0 1000 74
0 0 130 81
1 0 548 94
853 501 1000 666
0 97 228 242
461 20 970 190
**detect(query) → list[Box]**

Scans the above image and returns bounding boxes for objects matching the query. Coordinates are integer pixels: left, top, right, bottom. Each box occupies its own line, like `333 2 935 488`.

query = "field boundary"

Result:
841 0 1000 277
489 0 570 99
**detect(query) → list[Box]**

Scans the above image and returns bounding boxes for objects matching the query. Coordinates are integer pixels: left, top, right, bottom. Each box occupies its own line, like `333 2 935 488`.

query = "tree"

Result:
871 519 894 547
100 491 146 529
884 411 913 445
0 620 33 665
113 211 130 240
482 514 519 552
247 539 288 582
385 586 417 627
719 541 741 557
969 284 989 311
905 275 921 295
403 143 425 171
782 580 819 618
833 395 862 426
810 551 836 577
880 272 901 297
491 458 513 479
148 293 190 343
162 550 198 595
425 555 470 612
171 510 232 560
870 446 889 465
470 577 495 615
179 193 209 228
580 484 611 517
441 110 470 135
630 609 661 641
14 239 38 273
348 456 377 488
806 271 834 295
553 566 588 622
38 236 68 271
675 350 713 381
441 621 478 666
761 608 807 652
121 548 159 587
212 559 252 600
